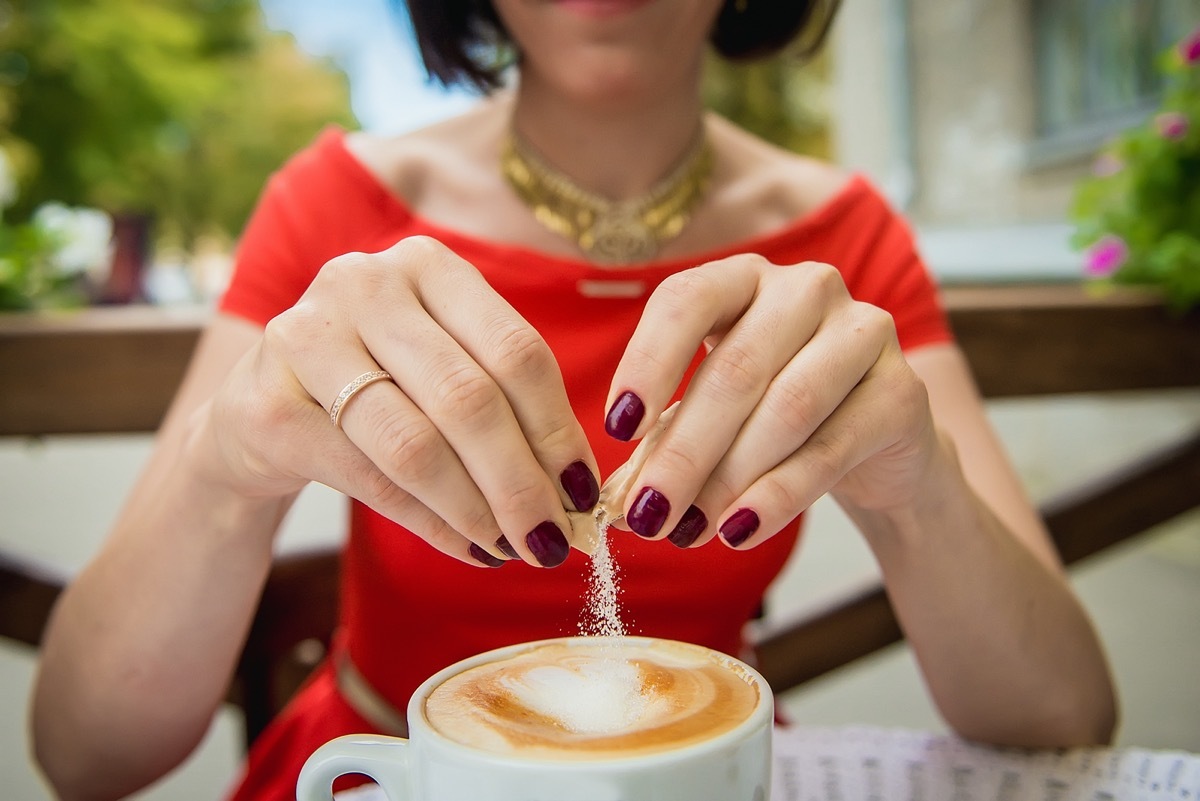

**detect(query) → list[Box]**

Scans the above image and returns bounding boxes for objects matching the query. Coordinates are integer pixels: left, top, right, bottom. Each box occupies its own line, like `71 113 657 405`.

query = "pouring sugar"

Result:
573 403 680 640
580 513 626 638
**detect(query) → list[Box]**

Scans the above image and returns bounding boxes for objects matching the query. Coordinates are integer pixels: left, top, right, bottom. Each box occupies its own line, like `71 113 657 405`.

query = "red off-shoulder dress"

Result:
218 128 952 799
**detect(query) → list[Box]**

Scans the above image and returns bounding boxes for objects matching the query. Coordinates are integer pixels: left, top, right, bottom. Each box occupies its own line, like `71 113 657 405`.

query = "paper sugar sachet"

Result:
566 403 679 554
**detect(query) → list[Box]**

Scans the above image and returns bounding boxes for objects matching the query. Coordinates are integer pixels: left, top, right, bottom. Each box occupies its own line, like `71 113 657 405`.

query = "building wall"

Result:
832 0 1094 229
830 0 898 197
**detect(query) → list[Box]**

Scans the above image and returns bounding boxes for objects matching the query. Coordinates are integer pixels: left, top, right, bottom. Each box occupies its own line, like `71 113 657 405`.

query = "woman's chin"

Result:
534 55 679 109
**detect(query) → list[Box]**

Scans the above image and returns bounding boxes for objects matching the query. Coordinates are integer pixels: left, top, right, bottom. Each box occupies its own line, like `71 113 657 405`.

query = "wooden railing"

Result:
3 285 1198 436
2 283 1198 745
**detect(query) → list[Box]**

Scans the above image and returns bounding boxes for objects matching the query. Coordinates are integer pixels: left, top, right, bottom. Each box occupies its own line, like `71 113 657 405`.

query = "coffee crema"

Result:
423 639 759 760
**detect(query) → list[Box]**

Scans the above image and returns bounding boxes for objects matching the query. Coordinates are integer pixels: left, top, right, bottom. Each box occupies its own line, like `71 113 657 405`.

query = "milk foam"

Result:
500 657 661 735
424 640 759 760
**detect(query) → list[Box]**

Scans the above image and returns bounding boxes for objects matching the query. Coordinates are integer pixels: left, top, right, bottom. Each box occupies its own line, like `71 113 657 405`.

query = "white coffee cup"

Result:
296 636 773 801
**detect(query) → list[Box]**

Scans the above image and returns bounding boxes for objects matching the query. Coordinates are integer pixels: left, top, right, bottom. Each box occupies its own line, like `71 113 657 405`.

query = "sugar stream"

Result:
580 510 626 638
578 404 676 639
561 513 654 734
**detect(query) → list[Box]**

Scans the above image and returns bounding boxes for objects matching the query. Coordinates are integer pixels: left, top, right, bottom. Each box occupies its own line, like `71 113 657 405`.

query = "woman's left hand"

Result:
606 255 941 549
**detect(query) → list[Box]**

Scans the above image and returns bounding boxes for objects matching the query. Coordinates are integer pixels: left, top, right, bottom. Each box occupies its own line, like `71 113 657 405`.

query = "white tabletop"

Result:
332 725 1200 801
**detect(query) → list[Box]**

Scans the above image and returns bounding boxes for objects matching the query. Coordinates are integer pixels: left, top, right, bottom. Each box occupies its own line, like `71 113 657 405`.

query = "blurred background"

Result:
1 0 1198 798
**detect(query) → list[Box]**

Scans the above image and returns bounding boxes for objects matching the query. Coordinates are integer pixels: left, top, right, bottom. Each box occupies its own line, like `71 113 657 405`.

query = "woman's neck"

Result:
508 80 706 202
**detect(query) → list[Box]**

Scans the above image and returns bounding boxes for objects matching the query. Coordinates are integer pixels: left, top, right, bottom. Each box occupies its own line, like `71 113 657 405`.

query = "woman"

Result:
32 1 1117 799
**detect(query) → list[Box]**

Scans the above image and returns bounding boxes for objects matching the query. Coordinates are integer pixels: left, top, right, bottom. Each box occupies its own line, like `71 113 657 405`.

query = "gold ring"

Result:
329 370 392 429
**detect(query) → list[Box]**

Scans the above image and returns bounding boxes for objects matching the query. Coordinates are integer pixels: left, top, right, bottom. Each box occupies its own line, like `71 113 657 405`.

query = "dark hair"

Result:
396 0 842 94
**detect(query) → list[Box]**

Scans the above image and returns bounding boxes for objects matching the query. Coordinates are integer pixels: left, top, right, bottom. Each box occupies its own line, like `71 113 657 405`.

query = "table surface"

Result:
328 725 1200 801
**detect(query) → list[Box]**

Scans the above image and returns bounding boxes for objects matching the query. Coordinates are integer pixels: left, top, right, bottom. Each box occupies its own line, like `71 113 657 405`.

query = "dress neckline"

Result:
320 125 873 275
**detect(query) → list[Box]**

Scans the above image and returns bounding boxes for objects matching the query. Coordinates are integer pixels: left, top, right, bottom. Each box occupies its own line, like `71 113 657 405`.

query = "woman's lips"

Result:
551 0 656 20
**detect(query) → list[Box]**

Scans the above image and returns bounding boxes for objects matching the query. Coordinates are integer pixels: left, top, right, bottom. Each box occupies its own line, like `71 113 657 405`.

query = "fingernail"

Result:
627 486 670 538
560 460 600 512
495 536 519 560
667 505 708 548
720 508 760 548
525 521 570 568
605 391 645 441
469 543 505 568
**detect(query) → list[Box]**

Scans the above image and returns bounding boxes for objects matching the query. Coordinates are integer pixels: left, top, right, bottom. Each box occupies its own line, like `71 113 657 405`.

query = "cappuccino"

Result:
423 638 759 760
298 637 773 801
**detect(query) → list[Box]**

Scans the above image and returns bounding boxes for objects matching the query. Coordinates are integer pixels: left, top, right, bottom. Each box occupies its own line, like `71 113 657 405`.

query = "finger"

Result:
603 256 761 443
243 381 508 569
357 239 581 566
408 240 601 517
613 260 836 541
266 291 513 564
713 362 907 550
681 301 892 546
297 348 514 563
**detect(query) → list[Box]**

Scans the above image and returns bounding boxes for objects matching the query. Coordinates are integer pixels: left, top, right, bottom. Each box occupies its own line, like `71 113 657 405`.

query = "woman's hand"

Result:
191 235 599 568
604 255 939 548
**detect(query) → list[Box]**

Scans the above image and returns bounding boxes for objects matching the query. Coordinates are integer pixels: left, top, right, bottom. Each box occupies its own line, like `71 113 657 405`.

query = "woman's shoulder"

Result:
731 140 850 215
703 114 887 247
251 107 503 246
343 100 506 214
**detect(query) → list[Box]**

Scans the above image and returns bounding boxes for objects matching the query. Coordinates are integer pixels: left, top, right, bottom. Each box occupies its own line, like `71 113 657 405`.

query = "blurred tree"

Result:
0 0 355 246
704 49 832 159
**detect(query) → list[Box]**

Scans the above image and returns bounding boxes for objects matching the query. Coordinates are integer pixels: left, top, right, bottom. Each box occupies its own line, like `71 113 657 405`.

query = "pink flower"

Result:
1180 28 1200 65
1084 235 1128 278
1091 153 1123 177
1155 112 1189 141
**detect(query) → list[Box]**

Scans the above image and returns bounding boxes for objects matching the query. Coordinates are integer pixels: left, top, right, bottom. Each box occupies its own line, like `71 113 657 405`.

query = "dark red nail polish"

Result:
720 508 760 548
560 460 600 512
525 521 569 568
605 391 645 441
495 536 519 560
469 543 504 568
627 486 670 538
667 505 708 548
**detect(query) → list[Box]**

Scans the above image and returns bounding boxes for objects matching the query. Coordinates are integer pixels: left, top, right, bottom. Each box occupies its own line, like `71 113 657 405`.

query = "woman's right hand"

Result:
191 235 599 568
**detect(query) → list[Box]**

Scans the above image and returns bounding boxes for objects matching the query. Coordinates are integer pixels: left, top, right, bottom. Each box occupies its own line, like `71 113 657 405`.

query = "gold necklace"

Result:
501 126 713 264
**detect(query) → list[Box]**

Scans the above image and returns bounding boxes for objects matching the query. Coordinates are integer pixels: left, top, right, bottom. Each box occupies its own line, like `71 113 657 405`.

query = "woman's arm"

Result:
33 237 601 800
32 314 288 801
845 343 1117 747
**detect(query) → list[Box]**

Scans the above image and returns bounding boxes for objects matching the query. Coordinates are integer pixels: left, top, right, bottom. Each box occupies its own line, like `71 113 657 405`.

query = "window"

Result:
1033 0 1200 140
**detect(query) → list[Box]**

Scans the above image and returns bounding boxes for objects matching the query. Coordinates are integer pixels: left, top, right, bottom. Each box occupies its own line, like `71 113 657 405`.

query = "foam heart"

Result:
500 658 663 735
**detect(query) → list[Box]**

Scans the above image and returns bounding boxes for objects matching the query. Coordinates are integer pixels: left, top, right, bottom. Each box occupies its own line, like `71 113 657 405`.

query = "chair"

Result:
0 546 341 748
2 284 1199 748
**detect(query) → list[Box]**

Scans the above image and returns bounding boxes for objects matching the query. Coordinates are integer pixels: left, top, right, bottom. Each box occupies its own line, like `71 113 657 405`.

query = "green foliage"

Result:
1070 29 1200 313
0 216 75 309
0 0 356 247
704 49 831 158
0 201 112 310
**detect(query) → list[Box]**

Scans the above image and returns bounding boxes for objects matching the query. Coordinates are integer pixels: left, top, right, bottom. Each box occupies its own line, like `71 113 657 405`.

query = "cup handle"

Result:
295 734 413 801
